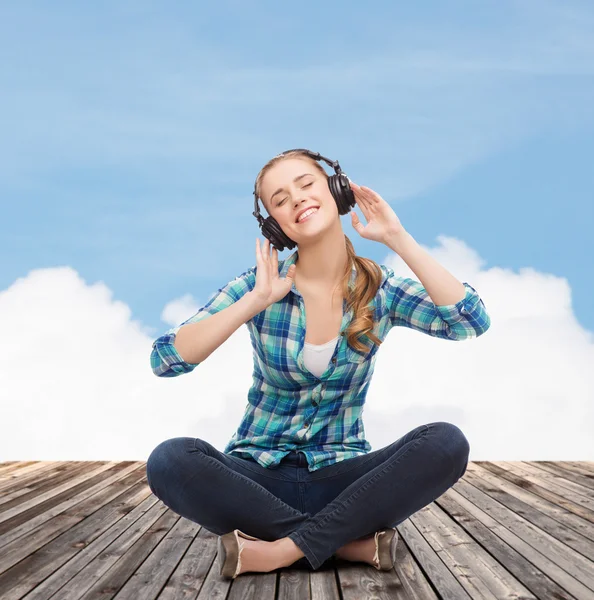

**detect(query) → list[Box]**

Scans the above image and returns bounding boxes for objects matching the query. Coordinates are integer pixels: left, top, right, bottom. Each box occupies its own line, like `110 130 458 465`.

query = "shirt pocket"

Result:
346 344 371 363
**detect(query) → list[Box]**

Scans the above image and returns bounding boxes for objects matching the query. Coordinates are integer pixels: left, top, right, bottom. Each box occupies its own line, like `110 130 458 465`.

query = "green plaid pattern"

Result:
151 250 490 472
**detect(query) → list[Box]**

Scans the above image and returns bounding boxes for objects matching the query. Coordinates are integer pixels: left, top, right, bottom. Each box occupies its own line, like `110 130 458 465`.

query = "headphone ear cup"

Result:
328 174 356 216
261 216 296 251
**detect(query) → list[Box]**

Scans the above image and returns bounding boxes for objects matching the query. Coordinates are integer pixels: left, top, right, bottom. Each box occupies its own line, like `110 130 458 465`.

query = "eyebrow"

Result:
269 173 314 204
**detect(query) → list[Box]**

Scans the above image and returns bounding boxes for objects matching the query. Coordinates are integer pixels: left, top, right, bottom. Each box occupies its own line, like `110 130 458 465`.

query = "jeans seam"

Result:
193 438 296 481
295 428 429 540
308 449 387 481
289 532 318 569
308 425 430 482
223 453 296 481
196 453 305 517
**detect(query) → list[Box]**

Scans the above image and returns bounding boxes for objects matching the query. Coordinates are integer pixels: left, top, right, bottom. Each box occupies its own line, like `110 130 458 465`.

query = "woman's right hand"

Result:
252 238 296 308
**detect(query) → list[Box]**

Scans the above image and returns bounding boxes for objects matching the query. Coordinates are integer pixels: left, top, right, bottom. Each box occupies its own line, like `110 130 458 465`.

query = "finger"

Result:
353 186 371 209
360 186 380 203
356 186 372 204
258 241 269 277
354 194 370 220
271 245 278 273
262 238 269 262
358 190 378 216
256 239 266 269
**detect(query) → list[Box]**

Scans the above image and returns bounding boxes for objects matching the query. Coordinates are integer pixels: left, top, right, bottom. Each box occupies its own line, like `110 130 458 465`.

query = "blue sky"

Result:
1 1 593 460
1 1 592 335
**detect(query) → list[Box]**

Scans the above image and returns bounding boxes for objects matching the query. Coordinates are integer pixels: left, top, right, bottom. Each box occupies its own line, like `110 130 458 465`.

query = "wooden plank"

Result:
465 463 594 550
0 460 590 598
0 462 92 505
0 462 60 489
0 461 90 492
395 517 470 599
569 462 594 475
309 569 342 600
0 462 144 549
0 462 106 517
457 465 594 599
111 515 201 599
475 461 594 524
552 462 594 481
436 483 579 599
0 462 116 508
338 559 412 600
0 461 92 494
523 461 594 492
221 571 277 600
74 509 181 600
0 462 137 531
277 567 314 600
190 528 240 600
334 530 429 600
23 496 166 600
378 524 441 600
155 526 220 600
411 501 531 599
468 463 594 573
0 469 149 598
190 542 277 600
0 461 37 476
503 461 594 506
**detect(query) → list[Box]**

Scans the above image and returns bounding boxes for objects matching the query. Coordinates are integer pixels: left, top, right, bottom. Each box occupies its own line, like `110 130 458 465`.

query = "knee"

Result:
192 436 217 456
429 421 470 479
146 437 193 496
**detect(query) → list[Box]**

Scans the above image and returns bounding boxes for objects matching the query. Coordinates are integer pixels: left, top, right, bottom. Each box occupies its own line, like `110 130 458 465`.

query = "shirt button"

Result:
331 357 337 363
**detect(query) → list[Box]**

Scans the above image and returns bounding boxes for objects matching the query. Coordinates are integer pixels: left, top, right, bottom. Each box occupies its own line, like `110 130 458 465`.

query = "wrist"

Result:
384 228 411 253
246 291 269 312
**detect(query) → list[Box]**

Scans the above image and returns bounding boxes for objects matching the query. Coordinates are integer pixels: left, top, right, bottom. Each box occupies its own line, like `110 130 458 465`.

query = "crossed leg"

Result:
146 422 470 572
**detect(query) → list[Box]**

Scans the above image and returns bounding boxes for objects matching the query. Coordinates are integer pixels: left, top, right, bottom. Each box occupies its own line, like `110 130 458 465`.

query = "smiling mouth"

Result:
296 208 319 224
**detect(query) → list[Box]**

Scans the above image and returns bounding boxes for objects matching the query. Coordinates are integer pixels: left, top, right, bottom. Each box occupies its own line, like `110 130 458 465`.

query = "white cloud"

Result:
161 293 200 327
372 235 594 458
1 237 592 462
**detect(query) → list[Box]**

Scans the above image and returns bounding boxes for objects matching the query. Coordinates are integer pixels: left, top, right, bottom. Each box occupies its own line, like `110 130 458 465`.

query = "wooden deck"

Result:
0 460 592 600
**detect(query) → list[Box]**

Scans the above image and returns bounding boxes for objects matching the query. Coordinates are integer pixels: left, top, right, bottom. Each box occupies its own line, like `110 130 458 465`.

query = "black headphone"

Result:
252 148 356 251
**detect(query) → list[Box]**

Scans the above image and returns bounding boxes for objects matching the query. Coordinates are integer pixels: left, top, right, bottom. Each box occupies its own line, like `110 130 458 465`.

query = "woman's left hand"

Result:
349 181 406 244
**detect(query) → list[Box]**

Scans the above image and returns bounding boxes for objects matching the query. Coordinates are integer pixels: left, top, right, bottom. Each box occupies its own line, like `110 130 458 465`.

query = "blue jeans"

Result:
145 421 469 570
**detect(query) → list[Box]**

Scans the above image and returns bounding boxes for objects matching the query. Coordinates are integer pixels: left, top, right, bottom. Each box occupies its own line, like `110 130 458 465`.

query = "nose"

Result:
293 195 309 208
293 197 309 217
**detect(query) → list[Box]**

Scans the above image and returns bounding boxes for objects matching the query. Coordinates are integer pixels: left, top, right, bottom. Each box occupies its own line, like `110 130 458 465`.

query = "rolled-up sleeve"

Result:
385 273 491 341
150 265 256 377
151 330 200 377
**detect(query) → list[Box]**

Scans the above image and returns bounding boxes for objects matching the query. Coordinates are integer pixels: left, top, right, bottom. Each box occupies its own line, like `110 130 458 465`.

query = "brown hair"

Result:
254 150 383 354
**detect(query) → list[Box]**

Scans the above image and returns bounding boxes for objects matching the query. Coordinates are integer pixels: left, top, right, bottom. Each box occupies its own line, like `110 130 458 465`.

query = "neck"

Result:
293 226 350 295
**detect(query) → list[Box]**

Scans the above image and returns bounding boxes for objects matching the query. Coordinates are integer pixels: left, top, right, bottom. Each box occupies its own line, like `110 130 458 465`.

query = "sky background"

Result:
1 0 593 461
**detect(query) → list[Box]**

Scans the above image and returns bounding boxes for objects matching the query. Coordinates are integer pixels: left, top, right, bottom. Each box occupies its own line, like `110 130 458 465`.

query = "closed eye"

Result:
277 182 313 207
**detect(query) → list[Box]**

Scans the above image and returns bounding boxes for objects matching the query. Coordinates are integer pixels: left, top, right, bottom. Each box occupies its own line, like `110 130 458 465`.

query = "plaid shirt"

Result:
151 250 491 472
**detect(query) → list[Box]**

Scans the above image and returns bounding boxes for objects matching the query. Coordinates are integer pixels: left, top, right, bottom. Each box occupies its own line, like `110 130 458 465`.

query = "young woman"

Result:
147 149 491 579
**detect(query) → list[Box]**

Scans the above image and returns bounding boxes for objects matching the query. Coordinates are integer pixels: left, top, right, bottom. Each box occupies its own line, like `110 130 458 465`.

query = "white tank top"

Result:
303 336 340 378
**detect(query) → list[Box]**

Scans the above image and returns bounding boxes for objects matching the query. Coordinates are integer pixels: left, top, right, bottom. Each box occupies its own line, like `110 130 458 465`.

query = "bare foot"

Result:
334 536 379 568
236 537 304 575
235 539 278 575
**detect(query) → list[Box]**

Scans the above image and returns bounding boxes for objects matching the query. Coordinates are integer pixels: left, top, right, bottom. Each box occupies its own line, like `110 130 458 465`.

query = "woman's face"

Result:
260 158 337 239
